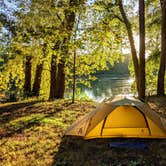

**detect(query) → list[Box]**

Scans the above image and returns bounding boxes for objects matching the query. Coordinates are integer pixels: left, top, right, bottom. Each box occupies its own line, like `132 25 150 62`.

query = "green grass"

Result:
0 99 96 166
0 97 166 166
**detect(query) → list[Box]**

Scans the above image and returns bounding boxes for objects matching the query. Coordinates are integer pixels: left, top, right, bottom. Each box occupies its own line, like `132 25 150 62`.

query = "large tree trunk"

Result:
31 63 43 96
49 40 61 100
118 0 139 93
157 0 166 96
56 59 66 98
24 56 32 97
138 0 145 100
55 0 76 99
49 54 58 100
49 0 85 100
32 43 47 97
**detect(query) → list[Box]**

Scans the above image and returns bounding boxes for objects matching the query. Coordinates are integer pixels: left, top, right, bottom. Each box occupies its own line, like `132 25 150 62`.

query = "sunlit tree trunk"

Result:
138 0 145 100
118 0 139 93
24 56 32 97
157 0 166 96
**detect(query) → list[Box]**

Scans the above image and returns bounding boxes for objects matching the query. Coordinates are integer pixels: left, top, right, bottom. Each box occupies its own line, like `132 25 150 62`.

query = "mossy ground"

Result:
0 97 165 166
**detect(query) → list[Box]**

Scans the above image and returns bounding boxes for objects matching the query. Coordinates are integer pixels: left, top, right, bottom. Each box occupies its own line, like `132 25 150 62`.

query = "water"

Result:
78 75 134 102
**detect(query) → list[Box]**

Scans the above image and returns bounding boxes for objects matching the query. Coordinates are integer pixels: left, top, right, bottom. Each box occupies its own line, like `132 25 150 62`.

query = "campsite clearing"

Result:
0 96 166 166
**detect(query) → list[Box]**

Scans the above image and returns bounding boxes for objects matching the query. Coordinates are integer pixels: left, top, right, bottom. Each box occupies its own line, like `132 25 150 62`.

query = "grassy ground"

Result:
0 97 166 166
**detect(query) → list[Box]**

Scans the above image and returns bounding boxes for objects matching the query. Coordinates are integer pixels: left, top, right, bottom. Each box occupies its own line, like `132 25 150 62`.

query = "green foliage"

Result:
146 48 160 95
146 0 161 50
0 57 24 91
1 0 125 100
0 0 164 99
129 48 166 95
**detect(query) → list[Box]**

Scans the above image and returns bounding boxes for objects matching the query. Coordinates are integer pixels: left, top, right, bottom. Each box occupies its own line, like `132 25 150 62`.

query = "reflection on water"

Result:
79 76 134 102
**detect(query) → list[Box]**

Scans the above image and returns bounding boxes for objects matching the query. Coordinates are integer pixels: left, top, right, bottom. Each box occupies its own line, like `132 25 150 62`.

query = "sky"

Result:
0 0 20 20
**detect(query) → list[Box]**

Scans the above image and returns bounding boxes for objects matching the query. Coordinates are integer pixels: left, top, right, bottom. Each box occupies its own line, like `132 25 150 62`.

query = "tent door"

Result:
101 106 150 137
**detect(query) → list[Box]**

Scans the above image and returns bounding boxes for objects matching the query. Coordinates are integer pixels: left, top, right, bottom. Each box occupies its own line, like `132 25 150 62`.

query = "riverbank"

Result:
0 96 165 166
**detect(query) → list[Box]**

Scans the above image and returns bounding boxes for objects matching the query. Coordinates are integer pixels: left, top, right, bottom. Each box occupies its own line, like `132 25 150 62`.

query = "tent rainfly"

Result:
65 97 166 139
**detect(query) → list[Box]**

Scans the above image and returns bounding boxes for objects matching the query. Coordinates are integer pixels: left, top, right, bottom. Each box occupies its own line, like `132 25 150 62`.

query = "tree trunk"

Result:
56 59 65 98
118 0 140 93
157 0 166 96
55 0 76 99
49 0 85 100
31 63 43 96
24 56 32 97
138 0 145 100
72 49 76 103
49 54 58 100
32 43 47 97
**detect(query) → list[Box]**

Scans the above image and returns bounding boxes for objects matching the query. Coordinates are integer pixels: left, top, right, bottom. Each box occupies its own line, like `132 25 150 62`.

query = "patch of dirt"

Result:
53 137 166 166
147 96 166 118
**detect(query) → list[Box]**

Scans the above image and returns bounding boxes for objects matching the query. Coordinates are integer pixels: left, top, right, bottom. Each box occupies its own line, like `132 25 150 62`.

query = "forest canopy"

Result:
0 0 165 102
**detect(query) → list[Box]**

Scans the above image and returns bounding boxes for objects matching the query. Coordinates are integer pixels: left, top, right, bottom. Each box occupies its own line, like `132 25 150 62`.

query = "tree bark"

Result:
49 39 61 100
118 0 140 93
56 59 66 98
55 0 77 99
49 0 85 100
49 54 58 100
24 56 32 97
31 43 47 97
138 0 145 100
157 0 166 96
72 49 76 103
31 63 43 96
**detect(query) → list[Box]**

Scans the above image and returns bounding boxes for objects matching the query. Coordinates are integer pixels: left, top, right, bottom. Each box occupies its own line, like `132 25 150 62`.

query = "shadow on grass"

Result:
53 136 166 166
0 101 40 114
0 101 41 123
0 114 53 139
0 100 64 124
0 101 65 139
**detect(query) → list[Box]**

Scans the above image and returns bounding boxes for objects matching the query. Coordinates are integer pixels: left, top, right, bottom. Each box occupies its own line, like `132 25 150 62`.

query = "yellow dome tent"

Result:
65 97 166 139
